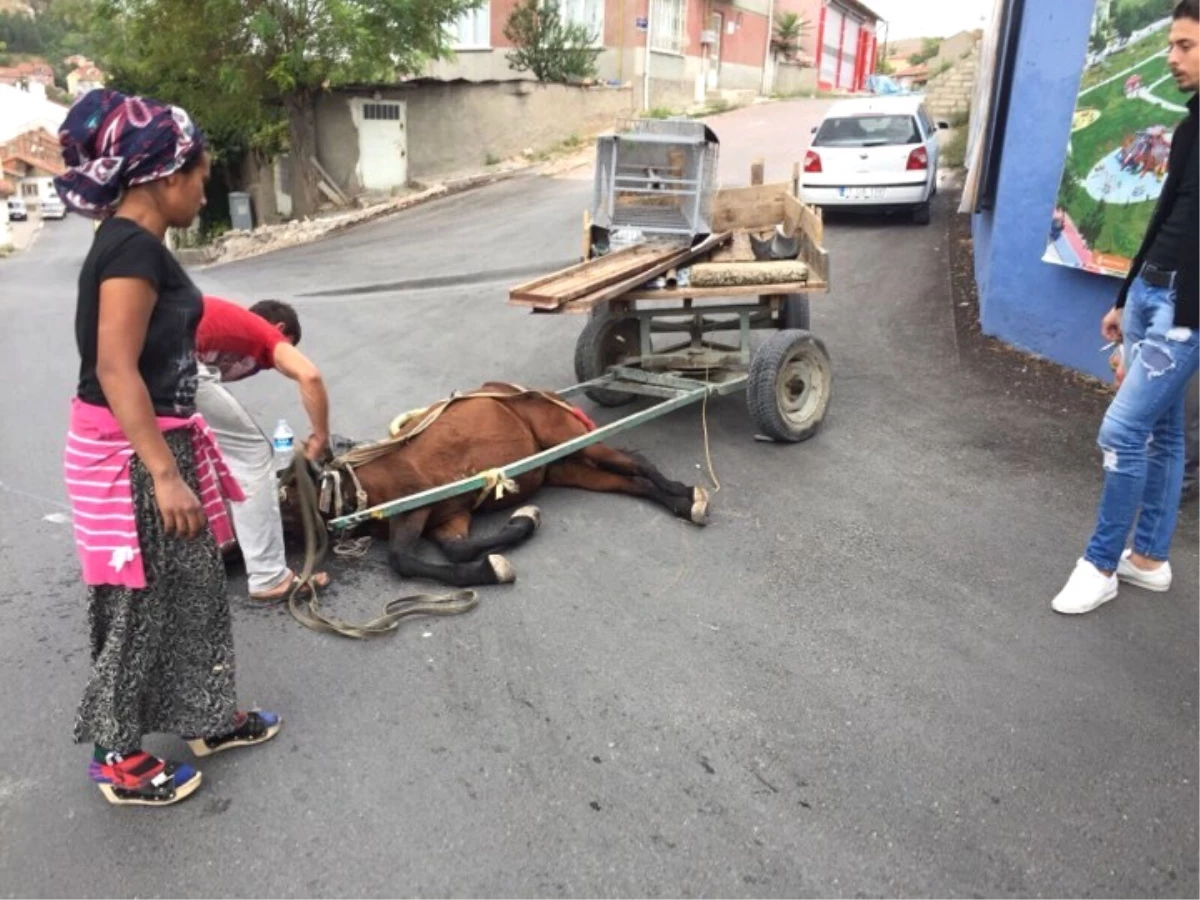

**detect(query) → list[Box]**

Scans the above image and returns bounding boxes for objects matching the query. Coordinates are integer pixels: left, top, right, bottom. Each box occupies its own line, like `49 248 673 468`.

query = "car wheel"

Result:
912 201 931 225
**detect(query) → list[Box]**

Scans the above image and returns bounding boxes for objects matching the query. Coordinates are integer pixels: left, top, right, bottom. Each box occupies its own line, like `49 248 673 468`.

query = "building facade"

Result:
427 0 880 107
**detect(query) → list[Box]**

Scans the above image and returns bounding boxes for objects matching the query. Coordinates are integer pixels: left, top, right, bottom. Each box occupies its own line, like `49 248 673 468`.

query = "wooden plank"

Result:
567 232 732 312
309 156 351 205
509 244 679 308
548 281 820 311
708 231 756 263
710 182 789 232
782 193 824 247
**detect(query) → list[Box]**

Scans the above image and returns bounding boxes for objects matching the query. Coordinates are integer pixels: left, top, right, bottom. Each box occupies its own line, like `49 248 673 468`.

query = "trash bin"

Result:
229 191 254 231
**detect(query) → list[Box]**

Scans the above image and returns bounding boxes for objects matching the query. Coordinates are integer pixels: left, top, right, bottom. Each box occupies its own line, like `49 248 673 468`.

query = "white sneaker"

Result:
1051 559 1119 615
1116 549 1172 592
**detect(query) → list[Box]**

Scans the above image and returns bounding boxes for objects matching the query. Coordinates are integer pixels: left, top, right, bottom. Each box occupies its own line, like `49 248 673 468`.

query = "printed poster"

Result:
1043 1 1189 278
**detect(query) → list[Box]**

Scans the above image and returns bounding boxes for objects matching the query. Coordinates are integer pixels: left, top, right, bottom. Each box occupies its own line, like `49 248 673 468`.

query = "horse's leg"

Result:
431 506 543 564
387 508 516 586
545 460 708 525
577 443 696 500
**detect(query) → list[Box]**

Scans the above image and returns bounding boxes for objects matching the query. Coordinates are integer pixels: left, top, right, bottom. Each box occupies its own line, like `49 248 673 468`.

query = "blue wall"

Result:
972 0 1121 381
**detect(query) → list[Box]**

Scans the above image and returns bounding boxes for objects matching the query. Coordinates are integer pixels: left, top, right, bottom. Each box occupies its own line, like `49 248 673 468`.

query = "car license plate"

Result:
840 186 886 200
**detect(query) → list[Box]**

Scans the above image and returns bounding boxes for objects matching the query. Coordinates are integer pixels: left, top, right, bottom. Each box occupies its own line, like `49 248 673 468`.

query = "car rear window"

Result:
812 115 922 148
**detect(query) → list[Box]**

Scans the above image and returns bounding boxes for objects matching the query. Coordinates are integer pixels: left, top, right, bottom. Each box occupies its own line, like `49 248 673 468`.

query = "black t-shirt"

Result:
76 217 202 417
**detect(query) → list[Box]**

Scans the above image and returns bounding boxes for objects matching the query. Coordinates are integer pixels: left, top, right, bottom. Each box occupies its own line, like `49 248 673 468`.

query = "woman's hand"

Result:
154 470 207 538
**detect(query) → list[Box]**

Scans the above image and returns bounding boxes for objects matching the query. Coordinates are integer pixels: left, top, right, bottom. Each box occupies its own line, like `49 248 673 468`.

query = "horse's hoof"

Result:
488 554 517 584
690 487 710 526
512 505 542 531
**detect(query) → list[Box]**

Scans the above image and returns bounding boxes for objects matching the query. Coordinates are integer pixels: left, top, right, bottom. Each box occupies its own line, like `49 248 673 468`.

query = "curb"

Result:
185 165 537 269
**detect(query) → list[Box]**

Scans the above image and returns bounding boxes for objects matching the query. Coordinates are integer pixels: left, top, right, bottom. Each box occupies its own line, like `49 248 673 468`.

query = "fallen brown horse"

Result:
310 383 710 587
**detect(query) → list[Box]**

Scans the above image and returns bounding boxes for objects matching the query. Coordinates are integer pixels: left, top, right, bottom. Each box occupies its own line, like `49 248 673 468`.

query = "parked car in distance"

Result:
7 197 28 221
41 196 66 220
799 95 947 225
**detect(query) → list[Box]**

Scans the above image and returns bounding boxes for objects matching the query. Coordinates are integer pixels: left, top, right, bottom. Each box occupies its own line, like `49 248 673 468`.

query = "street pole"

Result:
643 0 654 110
760 0 776 96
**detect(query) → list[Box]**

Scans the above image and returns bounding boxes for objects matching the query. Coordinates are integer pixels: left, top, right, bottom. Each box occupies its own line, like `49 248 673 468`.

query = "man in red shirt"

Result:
195 296 331 599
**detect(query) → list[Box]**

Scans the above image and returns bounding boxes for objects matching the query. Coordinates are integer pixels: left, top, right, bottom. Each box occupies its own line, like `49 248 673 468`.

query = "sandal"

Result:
249 569 330 601
89 750 202 807
186 710 282 758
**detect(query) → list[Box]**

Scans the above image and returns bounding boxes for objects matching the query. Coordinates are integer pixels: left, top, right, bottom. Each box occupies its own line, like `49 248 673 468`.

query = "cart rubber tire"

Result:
912 201 931 225
747 329 832 443
574 309 639 407
779 293 811 331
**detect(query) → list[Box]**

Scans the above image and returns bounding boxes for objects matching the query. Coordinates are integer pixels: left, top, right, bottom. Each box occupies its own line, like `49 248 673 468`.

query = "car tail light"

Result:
907 146 929 170
804 150 822 173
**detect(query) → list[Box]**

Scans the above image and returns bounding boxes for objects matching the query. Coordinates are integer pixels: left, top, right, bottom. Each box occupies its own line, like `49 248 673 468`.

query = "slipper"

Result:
249 569 330 601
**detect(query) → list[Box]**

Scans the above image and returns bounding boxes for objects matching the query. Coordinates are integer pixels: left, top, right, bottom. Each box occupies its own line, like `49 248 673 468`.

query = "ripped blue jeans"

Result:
1084 275 1200 572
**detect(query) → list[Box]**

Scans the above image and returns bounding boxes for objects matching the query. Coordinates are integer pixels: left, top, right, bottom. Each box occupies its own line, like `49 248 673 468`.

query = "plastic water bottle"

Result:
272 419 295 470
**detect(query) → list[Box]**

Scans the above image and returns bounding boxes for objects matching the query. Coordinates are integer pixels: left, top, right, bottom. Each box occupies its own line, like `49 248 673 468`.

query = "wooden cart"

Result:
328 165 832 533
508 163 832 444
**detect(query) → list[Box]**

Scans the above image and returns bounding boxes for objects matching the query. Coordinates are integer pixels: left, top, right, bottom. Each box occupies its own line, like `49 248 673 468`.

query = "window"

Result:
447 2 490 49
560 0 604 44
22 182 37 197
363 102 403 122
650 0 685 54
812 115 922 148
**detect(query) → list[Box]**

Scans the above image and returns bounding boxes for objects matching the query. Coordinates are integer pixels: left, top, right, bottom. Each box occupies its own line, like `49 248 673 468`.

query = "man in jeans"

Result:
196 296 332 600
1053 0 1199 614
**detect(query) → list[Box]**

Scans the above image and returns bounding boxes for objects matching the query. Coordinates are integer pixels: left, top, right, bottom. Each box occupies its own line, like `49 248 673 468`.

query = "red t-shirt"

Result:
196 295 287 383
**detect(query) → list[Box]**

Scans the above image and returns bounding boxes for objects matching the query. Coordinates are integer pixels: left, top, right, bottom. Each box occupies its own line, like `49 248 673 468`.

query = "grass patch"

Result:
485 152 502 166
642 105 682 119
1079 29 1168 92
943 128 968 169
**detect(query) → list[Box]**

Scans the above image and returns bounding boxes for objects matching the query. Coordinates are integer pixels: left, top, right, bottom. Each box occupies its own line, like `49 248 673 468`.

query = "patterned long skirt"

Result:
74 429 238 752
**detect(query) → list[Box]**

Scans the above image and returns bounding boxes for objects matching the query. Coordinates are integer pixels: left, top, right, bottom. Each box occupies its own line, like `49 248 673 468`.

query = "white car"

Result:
7 196 28 221
800 95 946 225
41 196 66 220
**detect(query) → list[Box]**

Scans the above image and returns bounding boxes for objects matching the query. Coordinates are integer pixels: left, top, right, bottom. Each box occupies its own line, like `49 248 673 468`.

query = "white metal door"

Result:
356 100 407 192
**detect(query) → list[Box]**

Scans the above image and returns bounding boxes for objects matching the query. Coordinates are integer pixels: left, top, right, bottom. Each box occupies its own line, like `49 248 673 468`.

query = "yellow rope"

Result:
700 367 721 494
474 469 520 509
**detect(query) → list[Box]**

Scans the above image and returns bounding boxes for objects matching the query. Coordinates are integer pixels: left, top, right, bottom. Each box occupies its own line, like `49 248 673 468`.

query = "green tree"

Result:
503 0 600 83
769 12 808 60
90 0 483 218
907 36 941 66
874 42 894 74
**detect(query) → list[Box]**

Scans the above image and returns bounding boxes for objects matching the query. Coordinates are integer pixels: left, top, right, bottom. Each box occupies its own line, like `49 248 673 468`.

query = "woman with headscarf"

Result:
57 89 281 807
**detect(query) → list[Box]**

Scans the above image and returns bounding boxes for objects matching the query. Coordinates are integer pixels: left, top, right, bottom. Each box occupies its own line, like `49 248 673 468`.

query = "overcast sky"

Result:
865 0 996 41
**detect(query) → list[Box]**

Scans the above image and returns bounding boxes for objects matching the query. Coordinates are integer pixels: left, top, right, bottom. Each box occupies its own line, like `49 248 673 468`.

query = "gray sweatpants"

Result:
196 365 290 594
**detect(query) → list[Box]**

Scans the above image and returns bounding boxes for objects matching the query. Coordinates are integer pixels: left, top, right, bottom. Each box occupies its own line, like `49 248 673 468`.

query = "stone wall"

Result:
773 62 817 96
315 80 634 196
922 41 979 121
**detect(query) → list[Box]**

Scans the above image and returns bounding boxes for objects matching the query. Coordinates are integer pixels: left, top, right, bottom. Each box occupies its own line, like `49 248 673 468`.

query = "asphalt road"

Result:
0 100 1196 898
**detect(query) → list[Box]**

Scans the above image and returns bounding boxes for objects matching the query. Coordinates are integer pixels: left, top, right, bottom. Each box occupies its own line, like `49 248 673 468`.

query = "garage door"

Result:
820 6 842 86
356 100 408 192
839 17 860 90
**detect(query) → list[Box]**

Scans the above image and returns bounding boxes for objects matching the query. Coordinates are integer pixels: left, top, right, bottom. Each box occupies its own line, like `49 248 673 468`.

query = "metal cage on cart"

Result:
591 118 721 243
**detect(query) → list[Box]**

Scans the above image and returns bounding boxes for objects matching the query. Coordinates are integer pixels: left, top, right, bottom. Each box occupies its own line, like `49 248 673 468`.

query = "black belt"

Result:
1140 263 1178 289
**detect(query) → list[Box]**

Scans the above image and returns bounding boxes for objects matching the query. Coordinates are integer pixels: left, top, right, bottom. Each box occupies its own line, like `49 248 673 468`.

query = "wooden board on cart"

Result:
509 243 683 310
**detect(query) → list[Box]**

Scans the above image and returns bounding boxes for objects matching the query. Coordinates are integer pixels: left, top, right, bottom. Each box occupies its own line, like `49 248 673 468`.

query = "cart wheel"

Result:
779 293 811 331
748 329 831 443
574 308 639 407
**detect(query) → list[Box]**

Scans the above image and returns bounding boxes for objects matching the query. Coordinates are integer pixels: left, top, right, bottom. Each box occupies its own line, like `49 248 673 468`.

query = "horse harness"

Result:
314 384 588 520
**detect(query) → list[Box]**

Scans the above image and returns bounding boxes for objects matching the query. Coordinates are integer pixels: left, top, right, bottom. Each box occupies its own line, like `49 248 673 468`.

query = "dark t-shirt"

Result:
76 217 202 417
1145 129 1198 273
